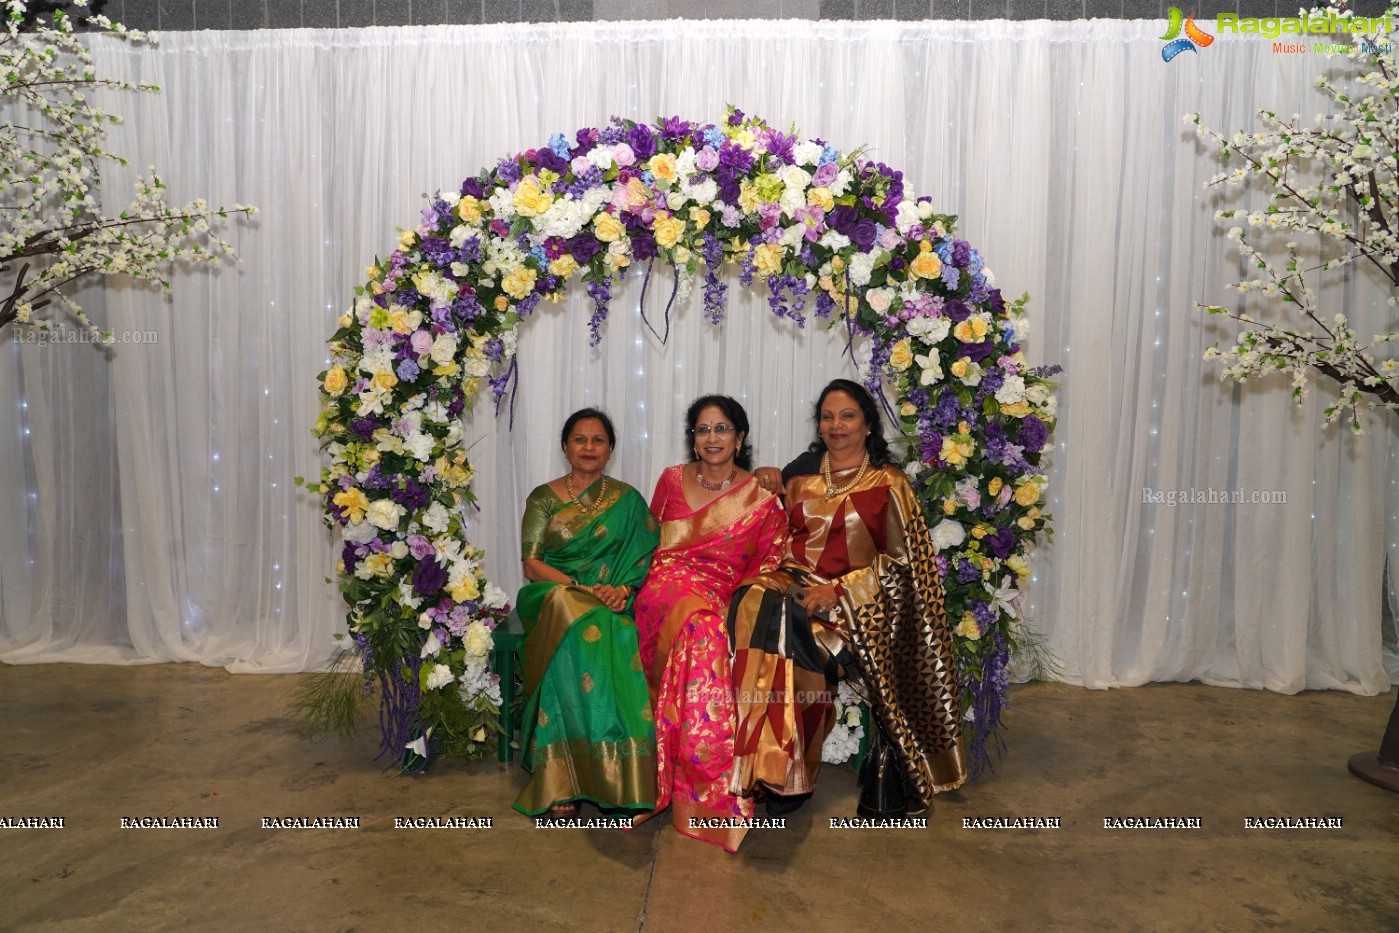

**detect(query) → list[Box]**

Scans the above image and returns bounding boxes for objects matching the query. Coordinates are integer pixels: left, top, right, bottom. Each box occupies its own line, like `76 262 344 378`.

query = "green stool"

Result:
490 611 526 763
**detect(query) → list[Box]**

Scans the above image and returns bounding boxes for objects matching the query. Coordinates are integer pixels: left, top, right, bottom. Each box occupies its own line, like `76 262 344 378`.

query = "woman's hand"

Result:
796 583 840 616
589 583 630 612
754 466 783 494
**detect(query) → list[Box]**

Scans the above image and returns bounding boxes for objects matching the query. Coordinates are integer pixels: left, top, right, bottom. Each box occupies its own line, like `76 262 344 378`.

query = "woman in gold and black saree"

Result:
730 379 968 817
513 409 660 817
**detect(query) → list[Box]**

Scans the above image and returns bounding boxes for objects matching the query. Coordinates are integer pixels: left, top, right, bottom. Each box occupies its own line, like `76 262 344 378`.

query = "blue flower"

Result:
548 132 571 159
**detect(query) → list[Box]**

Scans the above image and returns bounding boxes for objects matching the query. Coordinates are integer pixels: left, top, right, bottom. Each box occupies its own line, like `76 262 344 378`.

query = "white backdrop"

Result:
1 19 1396 693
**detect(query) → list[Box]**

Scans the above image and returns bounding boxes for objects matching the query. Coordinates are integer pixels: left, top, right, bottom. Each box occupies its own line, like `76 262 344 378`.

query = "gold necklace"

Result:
565 473 606 513
822 451 870 499
695 466 737 492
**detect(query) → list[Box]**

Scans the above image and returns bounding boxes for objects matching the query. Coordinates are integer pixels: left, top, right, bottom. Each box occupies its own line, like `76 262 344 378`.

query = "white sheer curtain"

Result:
1 20 1395 693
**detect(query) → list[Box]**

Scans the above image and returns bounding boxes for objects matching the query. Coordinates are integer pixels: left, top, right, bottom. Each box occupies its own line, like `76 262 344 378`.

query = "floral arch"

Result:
306 110 1057 775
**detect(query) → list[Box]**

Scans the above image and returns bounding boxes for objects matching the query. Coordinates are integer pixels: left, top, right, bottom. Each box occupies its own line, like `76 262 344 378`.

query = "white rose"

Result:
929 519 967 552
422 501 450 533
366 499 406 531
895 200 921 236
666 190 688 212
463 621 493 658
342 522 377 546
429 334 458 368
425 663 455 691
1026 384 1050 405
793 141 823 166
404 432 435 462
390 540 409 560
465 357 491 378
865 287 894 314
995 375 1027 405
925 317 952 343
781 165 811 192
848 253 875 288
818 231 851 252
483 582 509 609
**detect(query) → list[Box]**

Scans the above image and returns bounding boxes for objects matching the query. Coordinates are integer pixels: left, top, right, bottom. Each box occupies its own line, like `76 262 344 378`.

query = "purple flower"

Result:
396 358 420 382
460 178 486 199
849 218 879 252
727 108 746 127
763 129 796 165
566 233 603 265
957 559 982 584
659 115 694 143
349 418 377 442
826 204 858 236
412 556 448 596
985 527 1017 560
535 147 569 176
407 534 435 560
961 340 997 364
628 125 657 161
695 147 720 172
1018 415 1049 454
943 299 972 323
811 161 838 188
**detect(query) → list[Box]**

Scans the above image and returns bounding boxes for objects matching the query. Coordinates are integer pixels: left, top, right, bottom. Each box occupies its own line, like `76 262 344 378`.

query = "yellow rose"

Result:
388 308 415 334
955 614 981 640
502 266 537 300
337 311 353 329
648 153 678 184
737 181 762 214
1006 554 1031 578
548 254 580 277
372 370 398 391
624 176 650 209
323 366 348 396
494 295 510 311
652 213 686 250
594 212 626 243
1017 516 1036 530
971 524 989 540
950 359 971 379
361 448 380 466
830 255 846 274
605 252 631 271
987 477 1004 496
953 317 990 342
456 196 483 224
363 552 395 578
398 229 417 250
1000 401 1031 418
332 487 369 524
888 339 913 372
900 401 916 417
939 434 975 467
451 575 481 603
752 243 785 278
365 264 380 279
942 498 957 515
909 242 943 280
807 187 834 212
689 207 711 229
1014 482 1041 507
511 177 554 217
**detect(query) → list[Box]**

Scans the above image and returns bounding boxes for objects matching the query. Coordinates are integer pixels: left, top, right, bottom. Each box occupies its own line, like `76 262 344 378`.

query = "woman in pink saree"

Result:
632 395 787 852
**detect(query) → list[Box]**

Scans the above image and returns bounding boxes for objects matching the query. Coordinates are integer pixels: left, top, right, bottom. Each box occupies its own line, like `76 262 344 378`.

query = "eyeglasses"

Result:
693 424 735 437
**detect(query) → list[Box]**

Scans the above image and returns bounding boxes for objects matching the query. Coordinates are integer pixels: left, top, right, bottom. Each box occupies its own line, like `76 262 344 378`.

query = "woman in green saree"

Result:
513 408 660 817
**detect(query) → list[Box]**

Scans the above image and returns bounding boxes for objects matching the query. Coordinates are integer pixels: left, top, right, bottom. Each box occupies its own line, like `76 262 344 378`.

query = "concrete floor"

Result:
1 664 1396 933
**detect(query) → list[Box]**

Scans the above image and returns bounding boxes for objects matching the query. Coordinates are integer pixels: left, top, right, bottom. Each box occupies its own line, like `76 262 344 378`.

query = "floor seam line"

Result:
635 829 661 932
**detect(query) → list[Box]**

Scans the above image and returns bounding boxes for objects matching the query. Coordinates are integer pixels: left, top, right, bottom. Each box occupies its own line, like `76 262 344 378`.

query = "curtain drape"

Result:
2 19 1395 693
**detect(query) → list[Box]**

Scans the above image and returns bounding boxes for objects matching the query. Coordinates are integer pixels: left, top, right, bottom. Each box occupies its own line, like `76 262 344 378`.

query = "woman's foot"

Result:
548 802 580 817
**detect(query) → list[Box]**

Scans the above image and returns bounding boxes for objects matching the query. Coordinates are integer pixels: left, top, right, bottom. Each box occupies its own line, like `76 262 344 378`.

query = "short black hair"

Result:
560 407 616 449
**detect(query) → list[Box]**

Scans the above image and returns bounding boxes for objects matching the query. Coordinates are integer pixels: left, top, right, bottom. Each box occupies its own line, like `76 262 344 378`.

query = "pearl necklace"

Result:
822 451 870 499
695 466 737 492
565 473 607 514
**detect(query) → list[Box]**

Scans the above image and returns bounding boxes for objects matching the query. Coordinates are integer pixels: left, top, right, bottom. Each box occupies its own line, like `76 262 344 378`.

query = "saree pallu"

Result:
727 463 967 812
513 478 660 815
632 468 787 851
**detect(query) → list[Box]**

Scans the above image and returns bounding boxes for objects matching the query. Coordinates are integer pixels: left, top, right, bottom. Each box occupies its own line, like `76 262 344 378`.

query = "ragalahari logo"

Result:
1161 7 1215 61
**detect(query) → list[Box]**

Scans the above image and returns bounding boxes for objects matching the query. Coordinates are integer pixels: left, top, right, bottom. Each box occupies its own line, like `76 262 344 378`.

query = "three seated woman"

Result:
512 382 967 849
